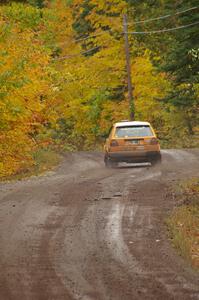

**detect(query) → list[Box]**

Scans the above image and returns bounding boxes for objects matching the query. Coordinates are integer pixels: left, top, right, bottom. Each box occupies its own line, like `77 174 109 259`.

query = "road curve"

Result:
0 150 199 300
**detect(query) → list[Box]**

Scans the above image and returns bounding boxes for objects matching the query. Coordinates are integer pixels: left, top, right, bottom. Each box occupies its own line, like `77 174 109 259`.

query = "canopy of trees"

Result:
0 0 198 177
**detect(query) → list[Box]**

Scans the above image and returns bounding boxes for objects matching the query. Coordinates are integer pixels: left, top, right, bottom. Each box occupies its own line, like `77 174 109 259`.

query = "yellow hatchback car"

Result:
104 121 161 167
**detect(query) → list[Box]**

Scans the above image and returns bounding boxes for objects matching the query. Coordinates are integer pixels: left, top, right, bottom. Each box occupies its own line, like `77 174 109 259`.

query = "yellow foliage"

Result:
0 4 58 177
132 52 170 124
0 1 196 177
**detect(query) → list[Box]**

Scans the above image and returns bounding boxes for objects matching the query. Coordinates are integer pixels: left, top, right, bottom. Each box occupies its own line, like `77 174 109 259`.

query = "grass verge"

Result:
167 178 199 270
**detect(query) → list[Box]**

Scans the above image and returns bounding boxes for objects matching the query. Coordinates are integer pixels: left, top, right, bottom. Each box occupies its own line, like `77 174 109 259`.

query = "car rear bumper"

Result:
106 151 161 163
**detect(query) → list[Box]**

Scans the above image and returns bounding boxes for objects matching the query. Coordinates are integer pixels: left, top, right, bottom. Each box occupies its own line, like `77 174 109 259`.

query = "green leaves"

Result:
2 3 43 29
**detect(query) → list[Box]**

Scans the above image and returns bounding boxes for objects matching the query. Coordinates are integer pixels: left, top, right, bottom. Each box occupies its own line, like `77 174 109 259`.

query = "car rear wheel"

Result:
104 155 118 168
150 154 162 166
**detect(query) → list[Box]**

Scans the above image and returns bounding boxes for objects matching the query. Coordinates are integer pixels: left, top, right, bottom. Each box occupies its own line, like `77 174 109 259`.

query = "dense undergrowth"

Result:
167 178 199 270
1 147 61 181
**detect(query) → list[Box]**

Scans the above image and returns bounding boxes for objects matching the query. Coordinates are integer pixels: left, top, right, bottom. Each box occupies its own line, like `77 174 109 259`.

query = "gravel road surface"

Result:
0 150 199 300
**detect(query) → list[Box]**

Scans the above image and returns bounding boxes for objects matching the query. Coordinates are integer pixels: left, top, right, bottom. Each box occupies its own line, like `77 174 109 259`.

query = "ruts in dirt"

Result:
0 150 199 300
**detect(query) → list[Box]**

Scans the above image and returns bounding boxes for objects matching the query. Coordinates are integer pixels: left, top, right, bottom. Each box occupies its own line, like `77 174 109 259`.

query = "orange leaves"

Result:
0 1 83 177
0 125 34 177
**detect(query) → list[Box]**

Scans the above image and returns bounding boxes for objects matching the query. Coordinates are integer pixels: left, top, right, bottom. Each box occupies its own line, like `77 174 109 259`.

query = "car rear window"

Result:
115 125 153 138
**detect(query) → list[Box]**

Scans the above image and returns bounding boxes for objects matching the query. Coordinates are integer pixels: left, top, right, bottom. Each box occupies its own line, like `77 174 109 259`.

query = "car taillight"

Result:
110 140 119 147
149 138 159 145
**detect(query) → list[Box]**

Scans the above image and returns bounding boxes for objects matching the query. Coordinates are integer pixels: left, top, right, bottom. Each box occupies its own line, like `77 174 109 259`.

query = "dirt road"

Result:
0 150 199 300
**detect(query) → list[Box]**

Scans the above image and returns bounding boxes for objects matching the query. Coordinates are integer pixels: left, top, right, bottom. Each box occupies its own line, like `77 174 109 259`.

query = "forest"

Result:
0 0 198 178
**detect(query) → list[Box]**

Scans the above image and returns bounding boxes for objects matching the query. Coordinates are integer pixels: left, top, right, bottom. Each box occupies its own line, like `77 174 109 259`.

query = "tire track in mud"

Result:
123 179 199 300
0 150 199 300
49 169 165 300
44 171 136 300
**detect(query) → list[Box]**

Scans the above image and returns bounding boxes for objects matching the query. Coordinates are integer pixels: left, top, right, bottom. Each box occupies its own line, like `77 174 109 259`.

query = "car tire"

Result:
150 154 162 166
104 155 118 168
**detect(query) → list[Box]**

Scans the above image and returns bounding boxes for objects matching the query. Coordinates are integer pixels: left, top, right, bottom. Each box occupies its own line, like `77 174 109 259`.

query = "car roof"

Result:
114 121 150 127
